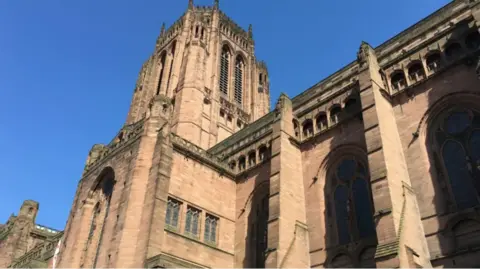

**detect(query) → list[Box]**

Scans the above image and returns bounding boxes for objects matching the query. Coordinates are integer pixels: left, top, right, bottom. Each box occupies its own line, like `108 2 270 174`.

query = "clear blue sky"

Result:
0 0 450 230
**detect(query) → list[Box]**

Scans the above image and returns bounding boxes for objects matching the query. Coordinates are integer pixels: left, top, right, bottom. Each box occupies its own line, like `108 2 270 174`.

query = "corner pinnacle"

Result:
214 0 219 9
161 23 166 35
188 0 194 9
248 24 253 38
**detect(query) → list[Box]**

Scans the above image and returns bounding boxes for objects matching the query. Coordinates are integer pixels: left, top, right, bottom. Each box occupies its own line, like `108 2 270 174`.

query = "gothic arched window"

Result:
166 41 176 93
432 109 480 210
426 52 442 72
156 52 167 95
219 46 230 95
234 55 244 104
330 158 376 245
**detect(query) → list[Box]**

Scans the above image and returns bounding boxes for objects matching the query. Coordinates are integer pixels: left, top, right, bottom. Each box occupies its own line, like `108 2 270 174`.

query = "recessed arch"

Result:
258 144 269 161
329 104 342 124
390 70 407 91
425 51 442 72
408 61 426 83
220 41 235 54
91 167 116 194
343 97 359 114
248 150 256 167
302 118 314 138
238 155 246 171
316 111 328 131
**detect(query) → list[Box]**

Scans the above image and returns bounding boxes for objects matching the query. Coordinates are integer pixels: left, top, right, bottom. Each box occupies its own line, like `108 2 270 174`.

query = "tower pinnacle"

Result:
188 0 193 9
160 23 166 35
214 0 219 9
248 24 253 39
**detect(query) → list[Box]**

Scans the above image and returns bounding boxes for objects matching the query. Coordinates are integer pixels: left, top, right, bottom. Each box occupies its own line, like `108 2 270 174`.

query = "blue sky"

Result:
0 0 450 230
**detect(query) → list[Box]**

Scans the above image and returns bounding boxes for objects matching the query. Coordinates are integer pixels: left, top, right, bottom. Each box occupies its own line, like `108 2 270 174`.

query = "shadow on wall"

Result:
300 88 377 268
237 162 271 268
402 27 480 268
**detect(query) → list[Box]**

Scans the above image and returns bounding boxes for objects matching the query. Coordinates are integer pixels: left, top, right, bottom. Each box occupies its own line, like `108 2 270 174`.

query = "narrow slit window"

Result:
219 46 230 95
235 56 244 104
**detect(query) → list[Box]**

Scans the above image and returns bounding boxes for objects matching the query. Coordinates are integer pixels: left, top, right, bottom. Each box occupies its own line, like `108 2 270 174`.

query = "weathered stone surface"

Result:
5 1 480 268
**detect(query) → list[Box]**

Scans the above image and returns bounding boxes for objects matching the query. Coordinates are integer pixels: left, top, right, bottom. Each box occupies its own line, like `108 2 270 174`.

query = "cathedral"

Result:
3 0 480 267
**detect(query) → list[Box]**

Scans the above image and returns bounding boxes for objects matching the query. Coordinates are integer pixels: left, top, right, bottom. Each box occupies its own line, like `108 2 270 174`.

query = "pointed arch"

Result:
219 45 231 95
330 104 342 125
425 51 442 72
322 148 376 246
165 40 177 94
234 55 245 104
156 51 167 95
428 106 480 210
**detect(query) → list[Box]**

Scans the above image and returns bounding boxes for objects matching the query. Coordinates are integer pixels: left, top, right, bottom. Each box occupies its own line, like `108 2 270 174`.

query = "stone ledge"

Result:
164 228 234 256
171 133 235 178
146 252 209 268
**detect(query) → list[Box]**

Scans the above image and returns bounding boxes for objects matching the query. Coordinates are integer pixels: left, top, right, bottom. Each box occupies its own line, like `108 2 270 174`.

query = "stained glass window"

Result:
165 198 181 228
334 185 350 245
337 159 356 182
444 111 471 135
204 214 218 244
434 109 480 210
443 141 478 209
331 158 375 245
353 178 376 238
185 206 201 237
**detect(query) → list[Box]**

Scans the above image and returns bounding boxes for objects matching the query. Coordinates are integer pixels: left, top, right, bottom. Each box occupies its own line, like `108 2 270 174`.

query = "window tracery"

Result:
185 206 201 237
329 158 375 245
220 45 230 95
166 198 181 229
234 55 244 104
204 214 218 244
431 109 480 210
219 46 230 95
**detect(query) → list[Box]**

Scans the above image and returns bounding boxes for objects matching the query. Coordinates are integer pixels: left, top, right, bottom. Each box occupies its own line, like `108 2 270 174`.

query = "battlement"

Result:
156 14 185 52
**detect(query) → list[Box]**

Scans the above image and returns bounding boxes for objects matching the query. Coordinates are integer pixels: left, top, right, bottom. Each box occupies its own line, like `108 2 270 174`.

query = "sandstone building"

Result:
4 0 480 267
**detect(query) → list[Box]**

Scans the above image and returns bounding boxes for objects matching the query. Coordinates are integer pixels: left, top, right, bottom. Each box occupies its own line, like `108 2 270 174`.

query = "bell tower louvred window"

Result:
235 55 244 104
219 46 230 95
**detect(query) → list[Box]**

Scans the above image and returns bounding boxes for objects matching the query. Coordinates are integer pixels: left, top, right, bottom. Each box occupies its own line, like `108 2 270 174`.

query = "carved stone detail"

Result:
357 41 371 67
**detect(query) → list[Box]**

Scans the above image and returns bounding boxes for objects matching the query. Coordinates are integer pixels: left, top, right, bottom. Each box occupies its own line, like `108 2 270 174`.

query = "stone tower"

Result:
0 201 39 267
125 0 270 149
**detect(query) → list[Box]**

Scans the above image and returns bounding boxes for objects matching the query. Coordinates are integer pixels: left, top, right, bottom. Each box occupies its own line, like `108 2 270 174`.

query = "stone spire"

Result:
248 24 253 39
188 0 193 9
214 0 219 9
160 22 166 35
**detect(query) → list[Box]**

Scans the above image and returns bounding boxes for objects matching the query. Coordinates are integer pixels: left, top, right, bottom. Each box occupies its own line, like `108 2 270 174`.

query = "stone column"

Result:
265 94 310 268
114 95 172 267
356 42 431 268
